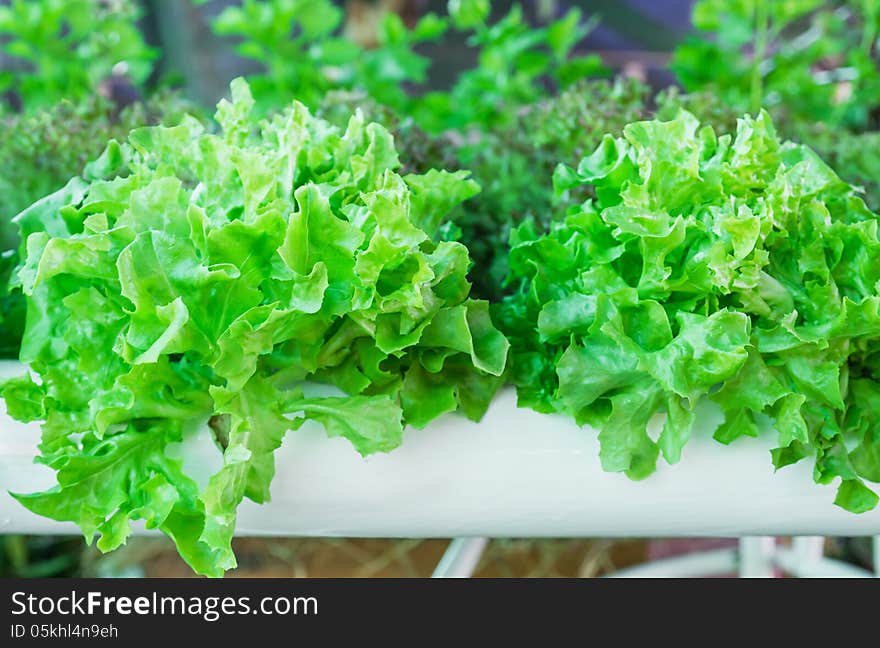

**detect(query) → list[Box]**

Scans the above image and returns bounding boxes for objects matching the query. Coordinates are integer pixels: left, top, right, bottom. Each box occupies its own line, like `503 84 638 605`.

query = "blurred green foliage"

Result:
0 536 83 578
202 0 446 114
202 1 607 134
411 4 608 133
672 0 880 129
0 0 156 112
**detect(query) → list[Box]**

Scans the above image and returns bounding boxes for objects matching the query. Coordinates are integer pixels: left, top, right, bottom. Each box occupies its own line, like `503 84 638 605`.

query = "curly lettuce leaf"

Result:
4 78 508 575
503 109 880 511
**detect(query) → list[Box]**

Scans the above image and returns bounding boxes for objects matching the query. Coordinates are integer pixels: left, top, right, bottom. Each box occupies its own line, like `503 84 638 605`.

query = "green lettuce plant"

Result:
0 93 194 224
2 79 508 576
201 0 612 302
656 86 880 212
500 109 880 512
315 89 458 177
800 126 880 212
0 93 194 358
671 1 880 209
450 77 646 300
315 77 645 302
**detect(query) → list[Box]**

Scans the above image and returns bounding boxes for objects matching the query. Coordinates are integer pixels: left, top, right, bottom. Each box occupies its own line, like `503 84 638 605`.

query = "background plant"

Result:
0 0 156 112
201 0 447 114
412 2 608 133
672 0 880 129
202 1 608 134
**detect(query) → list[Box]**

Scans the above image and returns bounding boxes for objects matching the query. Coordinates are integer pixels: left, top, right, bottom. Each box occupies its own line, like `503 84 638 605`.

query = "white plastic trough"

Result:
1 360 879 577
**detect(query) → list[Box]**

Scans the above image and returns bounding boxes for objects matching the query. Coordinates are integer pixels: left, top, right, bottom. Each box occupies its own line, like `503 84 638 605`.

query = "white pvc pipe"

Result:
3 360 880 538
607 549 738 578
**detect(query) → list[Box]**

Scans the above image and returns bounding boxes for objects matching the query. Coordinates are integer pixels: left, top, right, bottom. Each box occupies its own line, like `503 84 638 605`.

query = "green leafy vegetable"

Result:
315 89 458 178
657 86 880 213
451 77 647 299
2 78 507 575
316 78 647 302
670 1 880 210
0 92 194 359
500 108 880 511
800 126 880 212
204 1 615 302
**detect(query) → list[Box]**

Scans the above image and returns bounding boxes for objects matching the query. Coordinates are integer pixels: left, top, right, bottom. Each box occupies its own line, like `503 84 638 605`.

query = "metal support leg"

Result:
606 537 877 579
774 536 825 577
774 549 874 577
738 537 776 577
792 536 825 564
748 536 874 578
874 536 880 578
431 538 489 578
